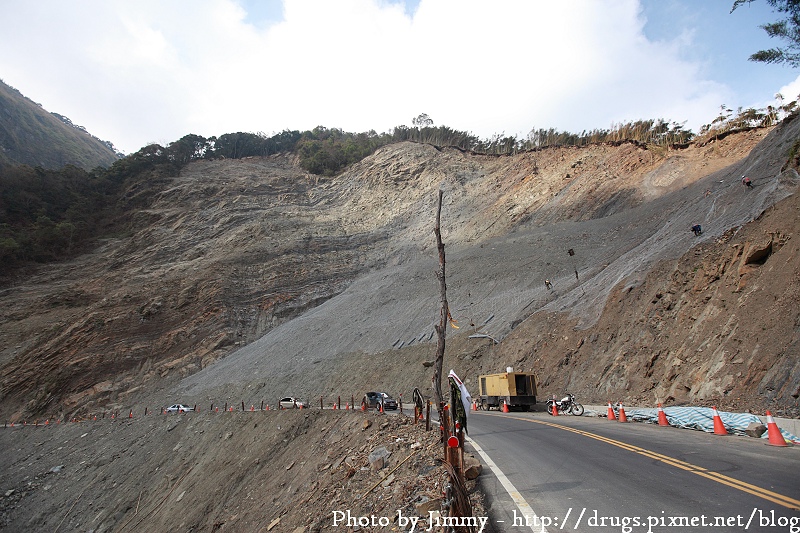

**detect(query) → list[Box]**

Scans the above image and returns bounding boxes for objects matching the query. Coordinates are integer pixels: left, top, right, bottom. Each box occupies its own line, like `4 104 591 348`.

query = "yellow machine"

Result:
478 370 537 411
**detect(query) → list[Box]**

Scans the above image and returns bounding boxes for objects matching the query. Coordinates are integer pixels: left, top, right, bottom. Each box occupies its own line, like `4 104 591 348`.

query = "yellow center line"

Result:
494 413 800 511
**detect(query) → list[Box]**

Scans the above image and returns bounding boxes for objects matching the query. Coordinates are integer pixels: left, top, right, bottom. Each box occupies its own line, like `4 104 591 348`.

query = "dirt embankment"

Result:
0 409 484 532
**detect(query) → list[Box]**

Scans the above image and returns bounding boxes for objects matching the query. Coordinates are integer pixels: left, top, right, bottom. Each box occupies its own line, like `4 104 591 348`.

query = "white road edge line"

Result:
466 435 547 533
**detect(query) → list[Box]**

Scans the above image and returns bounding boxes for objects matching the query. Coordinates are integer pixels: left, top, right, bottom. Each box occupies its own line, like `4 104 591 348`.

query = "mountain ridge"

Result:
0 79 119 170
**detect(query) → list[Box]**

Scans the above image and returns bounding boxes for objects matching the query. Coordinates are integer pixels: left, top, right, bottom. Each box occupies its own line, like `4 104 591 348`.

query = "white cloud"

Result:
0 0 760 154
776 75 800 103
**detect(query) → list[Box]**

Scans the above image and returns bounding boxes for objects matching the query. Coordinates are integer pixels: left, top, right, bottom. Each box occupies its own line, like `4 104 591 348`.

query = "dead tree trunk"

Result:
432 189 448 420
432 188 475 532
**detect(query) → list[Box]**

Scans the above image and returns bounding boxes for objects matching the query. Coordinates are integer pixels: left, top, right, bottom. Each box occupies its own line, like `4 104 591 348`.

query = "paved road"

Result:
467 411 800 533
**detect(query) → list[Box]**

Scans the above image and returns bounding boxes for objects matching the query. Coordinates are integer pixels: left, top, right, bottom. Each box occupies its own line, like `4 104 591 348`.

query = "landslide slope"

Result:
1 117 799 422
178 119 799 416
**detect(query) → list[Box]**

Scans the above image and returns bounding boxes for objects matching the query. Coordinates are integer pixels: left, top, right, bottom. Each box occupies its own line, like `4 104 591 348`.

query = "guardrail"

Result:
2 394 437 430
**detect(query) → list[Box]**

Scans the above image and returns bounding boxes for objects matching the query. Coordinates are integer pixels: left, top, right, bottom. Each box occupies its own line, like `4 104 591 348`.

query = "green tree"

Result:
167 134 210 165
412 113 434 127
0 235 20 264
732 0 800 67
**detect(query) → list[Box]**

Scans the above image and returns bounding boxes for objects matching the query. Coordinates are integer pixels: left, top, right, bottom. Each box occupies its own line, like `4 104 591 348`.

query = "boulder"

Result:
463 454 483 480
368 446 391 471
415 497 443 514
745 422 767 438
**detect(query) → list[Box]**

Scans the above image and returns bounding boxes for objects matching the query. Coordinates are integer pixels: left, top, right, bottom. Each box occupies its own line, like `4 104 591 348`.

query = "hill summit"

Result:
0 79 119 170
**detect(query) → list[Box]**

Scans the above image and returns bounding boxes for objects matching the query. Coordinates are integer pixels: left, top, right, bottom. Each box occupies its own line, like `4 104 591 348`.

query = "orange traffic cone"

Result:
502 400 509 413
618 402 628 423
379 403 384 413
250 405 254 412
711 406 728 435
551 399 559 416
657 403 669 427
765 411 789 447
607 402 616 421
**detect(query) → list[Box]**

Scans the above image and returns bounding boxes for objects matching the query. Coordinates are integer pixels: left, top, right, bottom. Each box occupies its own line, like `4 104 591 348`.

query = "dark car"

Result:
363 391 398 410
379 393 398 410
363 391 382 409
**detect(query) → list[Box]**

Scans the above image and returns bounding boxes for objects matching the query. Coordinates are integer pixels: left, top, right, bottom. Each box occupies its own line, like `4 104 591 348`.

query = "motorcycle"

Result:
546 393 584 416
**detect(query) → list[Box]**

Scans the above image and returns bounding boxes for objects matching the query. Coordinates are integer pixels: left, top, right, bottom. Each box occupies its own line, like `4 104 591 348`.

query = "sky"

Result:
1 0 799 155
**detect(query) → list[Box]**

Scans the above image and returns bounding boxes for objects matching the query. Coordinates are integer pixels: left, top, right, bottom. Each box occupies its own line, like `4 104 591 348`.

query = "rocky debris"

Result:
0 410 486 532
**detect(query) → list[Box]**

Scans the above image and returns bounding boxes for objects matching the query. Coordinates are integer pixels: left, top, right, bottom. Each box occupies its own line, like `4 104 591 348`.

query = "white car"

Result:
278 397 307 409
165 404 194 413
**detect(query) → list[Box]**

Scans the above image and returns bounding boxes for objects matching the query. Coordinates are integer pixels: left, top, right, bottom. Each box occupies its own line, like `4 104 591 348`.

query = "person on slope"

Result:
742 175 753 189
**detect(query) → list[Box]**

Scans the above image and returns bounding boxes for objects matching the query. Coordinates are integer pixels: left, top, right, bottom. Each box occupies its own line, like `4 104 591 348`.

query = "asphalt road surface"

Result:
467 411 800 533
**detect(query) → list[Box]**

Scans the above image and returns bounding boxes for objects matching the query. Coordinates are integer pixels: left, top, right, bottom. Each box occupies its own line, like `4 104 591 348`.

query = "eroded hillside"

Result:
493 189 800 414
1 119 798 422
272 188 800 417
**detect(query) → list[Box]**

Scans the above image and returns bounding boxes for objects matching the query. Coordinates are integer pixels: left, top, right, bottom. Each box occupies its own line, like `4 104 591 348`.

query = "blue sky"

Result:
640 0 795 106
1 0 797 154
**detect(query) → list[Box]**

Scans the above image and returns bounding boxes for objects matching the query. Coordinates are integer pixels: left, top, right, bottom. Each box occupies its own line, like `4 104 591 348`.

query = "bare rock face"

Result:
1 118 799 421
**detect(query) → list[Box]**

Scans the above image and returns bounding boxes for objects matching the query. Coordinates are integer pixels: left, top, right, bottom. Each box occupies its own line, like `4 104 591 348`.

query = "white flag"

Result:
448 369 472 418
